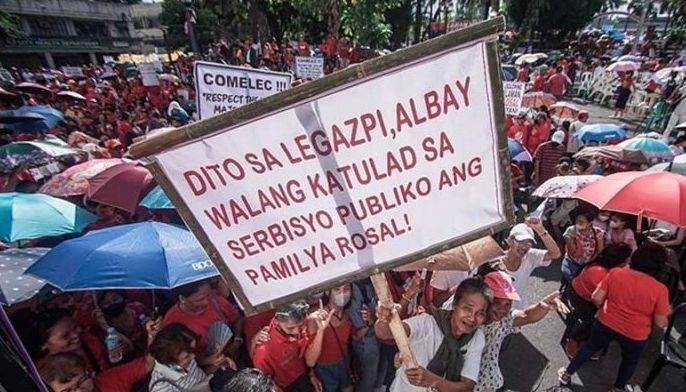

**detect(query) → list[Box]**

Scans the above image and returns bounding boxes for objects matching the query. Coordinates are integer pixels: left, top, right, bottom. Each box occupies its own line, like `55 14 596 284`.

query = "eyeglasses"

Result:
56 372 93 392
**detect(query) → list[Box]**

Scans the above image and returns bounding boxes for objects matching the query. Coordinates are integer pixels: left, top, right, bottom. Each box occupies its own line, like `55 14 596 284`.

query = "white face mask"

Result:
332 292 351 307
598 215 610 222
609 221 621 229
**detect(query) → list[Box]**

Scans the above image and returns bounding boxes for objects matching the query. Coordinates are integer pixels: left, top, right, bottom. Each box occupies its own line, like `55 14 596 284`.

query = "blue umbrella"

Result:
7 105 64 132
140 185 174 209
26 222 219 290
0 193 97 242
575 123 627 142
0 248 49 305
16 105 63 126
508 138 532 162
618 135 674 160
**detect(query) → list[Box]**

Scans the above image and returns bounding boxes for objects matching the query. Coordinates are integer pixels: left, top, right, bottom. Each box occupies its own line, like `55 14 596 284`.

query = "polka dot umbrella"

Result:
0 248 49 305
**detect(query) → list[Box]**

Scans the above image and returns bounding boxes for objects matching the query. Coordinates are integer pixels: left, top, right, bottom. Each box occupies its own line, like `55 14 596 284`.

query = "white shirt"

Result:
505 249 549 310
149 360 210 392
390 314 485 392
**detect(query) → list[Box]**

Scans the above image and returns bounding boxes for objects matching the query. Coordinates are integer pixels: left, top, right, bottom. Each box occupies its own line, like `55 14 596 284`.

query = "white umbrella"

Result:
653 67 686 84
606 61 639 72
532 175 603 199
533 52 548 59
674 153 686 164
515 54 542 65
56 91 86 101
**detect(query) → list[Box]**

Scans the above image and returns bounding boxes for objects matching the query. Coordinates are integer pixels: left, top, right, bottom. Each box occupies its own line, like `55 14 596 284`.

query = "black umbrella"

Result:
0 110 46 124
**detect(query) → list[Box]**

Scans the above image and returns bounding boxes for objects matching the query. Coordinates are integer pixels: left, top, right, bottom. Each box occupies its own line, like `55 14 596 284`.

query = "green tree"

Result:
505 0 605 41
0 10 20 39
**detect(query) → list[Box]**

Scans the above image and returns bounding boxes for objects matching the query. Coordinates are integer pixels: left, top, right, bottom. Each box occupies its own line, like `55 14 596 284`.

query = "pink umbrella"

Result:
606 61 639 72
522 92 557 108
14 82 53 97
550 102 580 119
39 158 128 197
86 162 154 213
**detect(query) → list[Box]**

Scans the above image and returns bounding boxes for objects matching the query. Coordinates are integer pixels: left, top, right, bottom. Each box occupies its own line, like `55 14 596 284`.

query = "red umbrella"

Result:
550 102 580 119
39 158 129 197
574 171 686 227
521 92 557 108
15 82 53 97
86 163 154 213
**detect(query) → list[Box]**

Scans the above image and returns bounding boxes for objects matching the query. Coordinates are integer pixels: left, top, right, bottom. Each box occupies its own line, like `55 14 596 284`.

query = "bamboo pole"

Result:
370 273 418 369
128 17 505 159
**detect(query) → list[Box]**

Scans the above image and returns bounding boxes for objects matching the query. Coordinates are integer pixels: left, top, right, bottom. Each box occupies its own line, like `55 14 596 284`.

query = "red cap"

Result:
484 271 520 301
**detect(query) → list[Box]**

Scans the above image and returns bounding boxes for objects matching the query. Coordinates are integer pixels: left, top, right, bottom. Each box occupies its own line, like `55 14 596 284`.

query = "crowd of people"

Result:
206 33 367 75
0 27 684 392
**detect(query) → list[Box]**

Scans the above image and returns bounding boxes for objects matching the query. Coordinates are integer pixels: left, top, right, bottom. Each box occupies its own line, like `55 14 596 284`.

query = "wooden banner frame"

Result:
133 17 512 314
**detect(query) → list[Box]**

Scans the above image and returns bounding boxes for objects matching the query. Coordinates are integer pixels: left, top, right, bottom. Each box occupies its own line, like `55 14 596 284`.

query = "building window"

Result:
113 21 130 38
73 20 109 38
26 16 70 37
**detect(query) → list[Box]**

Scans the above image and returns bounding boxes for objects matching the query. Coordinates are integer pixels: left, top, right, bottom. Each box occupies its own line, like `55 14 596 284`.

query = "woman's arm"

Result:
405 367 475 392
591 286 607 308
513 291 560 327
374 303 409 340
654 227 686 248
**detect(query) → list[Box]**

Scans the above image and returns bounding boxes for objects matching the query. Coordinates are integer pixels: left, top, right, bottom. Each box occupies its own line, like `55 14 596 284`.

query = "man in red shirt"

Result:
516 64 530 82
253 300 323 391
508 112 531 146
547 66 572 100
532 71 546 92
297 34 310 57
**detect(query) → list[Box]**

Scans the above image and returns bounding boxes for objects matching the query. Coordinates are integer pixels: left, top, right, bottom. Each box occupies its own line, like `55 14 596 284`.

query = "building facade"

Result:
0 0 163 68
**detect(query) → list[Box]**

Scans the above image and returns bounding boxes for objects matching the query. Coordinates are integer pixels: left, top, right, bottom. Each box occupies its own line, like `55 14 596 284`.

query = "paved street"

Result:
499 102 684 392
500 263 683 392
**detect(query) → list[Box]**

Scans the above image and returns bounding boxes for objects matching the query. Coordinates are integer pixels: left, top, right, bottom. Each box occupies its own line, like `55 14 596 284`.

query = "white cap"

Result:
552 130 565 144
509 223 536 242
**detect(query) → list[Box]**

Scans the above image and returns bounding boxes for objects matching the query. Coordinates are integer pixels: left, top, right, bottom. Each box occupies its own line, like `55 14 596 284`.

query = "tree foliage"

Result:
0 10 20 39
504 0 605 38
161 0 408 50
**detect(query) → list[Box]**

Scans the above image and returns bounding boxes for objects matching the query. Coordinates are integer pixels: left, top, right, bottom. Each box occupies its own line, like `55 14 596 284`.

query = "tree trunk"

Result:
328 0 342 36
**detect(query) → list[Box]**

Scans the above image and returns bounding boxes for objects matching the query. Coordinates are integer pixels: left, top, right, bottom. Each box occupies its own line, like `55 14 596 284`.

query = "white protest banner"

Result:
194 61 292 120
61 66 84 78
153 41 508 310
295 56 325 79
138 63 159 86
502 81 526 116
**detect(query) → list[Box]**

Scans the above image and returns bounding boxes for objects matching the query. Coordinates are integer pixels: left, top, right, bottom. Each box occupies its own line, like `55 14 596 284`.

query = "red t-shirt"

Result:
94 357 148 392
533 75 546 92
548 73 568 96
298 41 310 57
516 68 529 82
81 333 110 373
572 265 609 302
253 323 310 388
508 123 531 146
597 268 670 341
317 319 352 364
162 295 240 354
244 309 276 349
